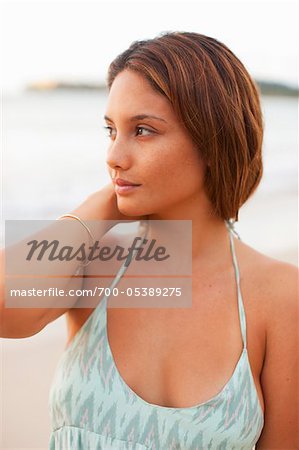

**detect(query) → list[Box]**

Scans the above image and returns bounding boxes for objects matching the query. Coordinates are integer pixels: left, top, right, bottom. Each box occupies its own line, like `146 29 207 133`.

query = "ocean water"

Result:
2 90 298 264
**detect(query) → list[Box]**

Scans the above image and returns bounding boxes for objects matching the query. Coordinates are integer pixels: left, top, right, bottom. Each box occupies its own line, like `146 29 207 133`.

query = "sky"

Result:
1 0 298 93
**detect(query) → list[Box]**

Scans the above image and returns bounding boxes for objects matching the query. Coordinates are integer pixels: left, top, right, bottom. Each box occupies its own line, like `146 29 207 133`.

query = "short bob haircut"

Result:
107 31 264 222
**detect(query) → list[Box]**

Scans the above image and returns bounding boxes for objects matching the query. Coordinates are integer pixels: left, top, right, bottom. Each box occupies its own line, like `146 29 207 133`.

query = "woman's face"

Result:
105 69 209 218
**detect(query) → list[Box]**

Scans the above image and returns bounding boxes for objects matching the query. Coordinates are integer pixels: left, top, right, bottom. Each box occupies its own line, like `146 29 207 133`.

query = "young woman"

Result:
2 31 298 449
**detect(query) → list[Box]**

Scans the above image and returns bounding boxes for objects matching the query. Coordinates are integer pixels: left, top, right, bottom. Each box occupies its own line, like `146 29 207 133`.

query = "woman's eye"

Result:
103 125 154 139
136 126 153 136
103 126 116 138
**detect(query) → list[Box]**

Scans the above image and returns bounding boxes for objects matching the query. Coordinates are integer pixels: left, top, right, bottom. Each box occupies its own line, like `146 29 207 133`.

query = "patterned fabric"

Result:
48 220 264 449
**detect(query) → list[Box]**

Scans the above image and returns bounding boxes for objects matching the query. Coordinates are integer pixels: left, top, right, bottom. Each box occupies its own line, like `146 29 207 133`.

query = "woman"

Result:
2 32 298 449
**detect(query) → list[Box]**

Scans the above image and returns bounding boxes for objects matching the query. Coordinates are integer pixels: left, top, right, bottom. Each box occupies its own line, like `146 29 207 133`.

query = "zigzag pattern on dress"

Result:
48 220 264 449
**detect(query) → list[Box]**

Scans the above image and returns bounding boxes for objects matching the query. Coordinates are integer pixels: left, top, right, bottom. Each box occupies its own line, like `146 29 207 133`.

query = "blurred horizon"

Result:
2 76 298 98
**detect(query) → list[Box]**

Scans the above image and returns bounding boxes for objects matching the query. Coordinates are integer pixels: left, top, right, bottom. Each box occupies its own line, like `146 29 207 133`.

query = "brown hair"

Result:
107 31 264 222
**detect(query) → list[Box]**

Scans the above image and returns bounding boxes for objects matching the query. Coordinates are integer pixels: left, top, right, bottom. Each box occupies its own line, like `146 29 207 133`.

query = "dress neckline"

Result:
104 311 248 411
60 219 264 416
103 219 250 411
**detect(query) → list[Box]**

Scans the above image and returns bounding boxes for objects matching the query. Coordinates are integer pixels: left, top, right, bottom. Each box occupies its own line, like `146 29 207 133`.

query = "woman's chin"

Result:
117 203 146 218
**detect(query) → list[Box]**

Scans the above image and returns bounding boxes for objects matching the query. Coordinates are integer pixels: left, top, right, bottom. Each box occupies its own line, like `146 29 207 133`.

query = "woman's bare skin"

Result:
65 231 270 413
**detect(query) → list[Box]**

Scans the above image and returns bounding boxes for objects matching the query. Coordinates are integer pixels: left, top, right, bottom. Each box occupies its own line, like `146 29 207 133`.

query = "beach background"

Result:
1 0 298 449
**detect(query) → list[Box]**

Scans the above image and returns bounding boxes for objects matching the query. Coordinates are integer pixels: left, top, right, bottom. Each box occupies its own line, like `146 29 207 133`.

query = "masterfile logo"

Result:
5 220 192 309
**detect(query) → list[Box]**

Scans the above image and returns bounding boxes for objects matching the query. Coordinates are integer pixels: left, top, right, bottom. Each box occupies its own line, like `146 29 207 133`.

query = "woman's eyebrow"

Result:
104 114 167 123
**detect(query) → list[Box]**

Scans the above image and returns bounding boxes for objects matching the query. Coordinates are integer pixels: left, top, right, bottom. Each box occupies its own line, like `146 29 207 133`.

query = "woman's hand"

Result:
70 182 147 223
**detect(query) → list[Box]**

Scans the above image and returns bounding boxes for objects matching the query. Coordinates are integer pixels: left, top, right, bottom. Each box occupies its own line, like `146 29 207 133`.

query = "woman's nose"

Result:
106 139 131 171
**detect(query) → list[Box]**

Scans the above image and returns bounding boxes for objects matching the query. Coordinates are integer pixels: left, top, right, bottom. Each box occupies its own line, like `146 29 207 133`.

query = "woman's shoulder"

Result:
236 237 298 322
236 236 297 283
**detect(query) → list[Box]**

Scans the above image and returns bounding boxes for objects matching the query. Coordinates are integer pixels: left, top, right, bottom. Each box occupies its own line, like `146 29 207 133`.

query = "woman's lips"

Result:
114 178 142 194
115 178 141 186
115 184 141 194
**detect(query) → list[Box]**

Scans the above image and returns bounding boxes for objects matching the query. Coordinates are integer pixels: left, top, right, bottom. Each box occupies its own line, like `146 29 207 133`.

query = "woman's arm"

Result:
256 261 298 449
0 183 141 338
